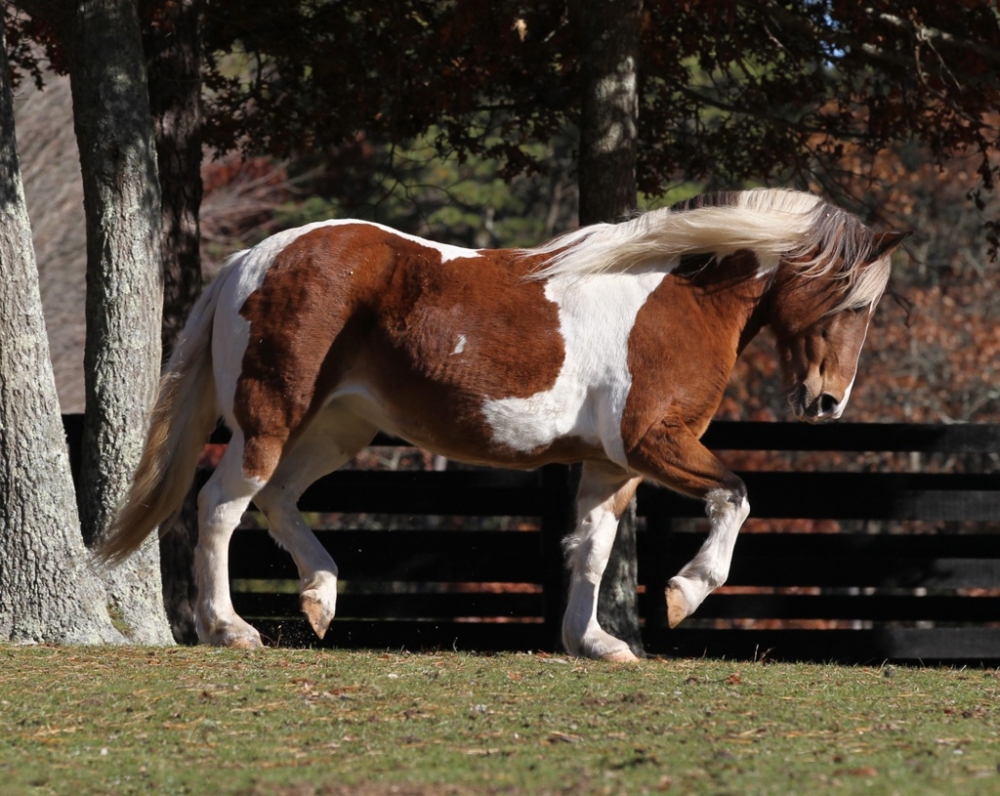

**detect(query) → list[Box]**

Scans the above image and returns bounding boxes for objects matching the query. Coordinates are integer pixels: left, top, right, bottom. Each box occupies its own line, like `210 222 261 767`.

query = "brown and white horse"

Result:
99 188 906 660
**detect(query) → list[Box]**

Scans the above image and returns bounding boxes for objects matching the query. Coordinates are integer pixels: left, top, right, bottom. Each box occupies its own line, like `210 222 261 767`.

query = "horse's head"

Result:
769 230 908 423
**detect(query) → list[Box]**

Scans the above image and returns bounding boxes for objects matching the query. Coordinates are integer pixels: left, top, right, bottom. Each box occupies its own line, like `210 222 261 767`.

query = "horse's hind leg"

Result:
252 406 377 641
195 429 280 648
562 462 642 662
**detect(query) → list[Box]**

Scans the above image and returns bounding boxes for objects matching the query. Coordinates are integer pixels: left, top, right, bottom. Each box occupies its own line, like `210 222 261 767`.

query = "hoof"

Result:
197 616 264 648
301 589 335 640
665 583 689 629
226 633 263 650
212 627 263 649
601 647 640 663
566 625 638 662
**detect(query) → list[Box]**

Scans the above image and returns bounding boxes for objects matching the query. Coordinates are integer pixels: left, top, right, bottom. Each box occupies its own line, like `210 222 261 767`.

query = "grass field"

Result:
2 645 998 795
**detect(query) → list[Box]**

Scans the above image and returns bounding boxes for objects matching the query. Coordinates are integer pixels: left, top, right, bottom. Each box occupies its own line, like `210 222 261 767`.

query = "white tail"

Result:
95 259 238 565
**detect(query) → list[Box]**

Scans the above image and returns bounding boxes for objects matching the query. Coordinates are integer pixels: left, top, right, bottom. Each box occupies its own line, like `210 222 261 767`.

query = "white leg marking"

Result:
666 488 749 628
194 431 266 648
562 464 640 662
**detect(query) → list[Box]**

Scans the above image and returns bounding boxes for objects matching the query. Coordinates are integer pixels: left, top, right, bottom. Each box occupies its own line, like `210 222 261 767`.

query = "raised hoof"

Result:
665 584 689 629
301 590 335 640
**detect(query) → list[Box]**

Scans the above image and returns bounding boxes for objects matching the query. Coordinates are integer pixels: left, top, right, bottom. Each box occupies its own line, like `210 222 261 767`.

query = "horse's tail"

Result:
95 258 237 566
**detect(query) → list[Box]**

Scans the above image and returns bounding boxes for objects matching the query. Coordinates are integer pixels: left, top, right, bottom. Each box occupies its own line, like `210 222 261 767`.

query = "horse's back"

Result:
210 221 576 464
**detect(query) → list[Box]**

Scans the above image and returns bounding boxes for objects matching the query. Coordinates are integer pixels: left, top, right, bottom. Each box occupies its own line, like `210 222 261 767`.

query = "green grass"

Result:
1 645 998 795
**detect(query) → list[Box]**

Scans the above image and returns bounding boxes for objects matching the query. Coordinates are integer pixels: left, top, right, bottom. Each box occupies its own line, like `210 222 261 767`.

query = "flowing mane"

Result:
525 188 889 310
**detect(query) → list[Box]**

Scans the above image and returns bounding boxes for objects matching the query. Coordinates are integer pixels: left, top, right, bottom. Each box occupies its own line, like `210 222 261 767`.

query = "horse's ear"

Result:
871 230 910 260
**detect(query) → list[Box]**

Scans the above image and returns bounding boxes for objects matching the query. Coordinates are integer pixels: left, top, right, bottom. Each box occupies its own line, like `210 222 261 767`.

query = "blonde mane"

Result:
525 188 890 310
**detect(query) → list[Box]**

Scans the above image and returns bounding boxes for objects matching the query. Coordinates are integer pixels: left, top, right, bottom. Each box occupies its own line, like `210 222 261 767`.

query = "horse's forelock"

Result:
791 206 893 312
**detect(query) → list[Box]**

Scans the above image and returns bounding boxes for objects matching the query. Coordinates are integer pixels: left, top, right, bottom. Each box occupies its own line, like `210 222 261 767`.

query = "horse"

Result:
97 187 906 661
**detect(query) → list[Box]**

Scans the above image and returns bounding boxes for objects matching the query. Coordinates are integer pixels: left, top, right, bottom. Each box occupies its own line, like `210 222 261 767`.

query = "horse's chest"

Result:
479 271 666 464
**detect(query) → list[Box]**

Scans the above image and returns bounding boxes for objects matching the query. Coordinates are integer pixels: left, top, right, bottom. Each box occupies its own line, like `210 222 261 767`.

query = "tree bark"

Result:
142 0 205 644
575 0 641 225
60 0 173 643
574 0 645 657
0 12 124 644
143 0 204 360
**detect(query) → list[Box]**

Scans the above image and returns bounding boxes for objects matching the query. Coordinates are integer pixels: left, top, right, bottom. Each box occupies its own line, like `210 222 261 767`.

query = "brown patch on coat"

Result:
609 477 642 518
622 251 766 448
620 251 765 499
234 223 570 477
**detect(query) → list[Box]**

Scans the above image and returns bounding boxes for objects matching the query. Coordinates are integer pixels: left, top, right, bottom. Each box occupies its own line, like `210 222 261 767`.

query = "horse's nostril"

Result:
819 393 838 415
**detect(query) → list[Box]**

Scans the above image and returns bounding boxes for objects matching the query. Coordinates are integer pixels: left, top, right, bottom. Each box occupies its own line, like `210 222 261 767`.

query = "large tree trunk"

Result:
60 0 173 643
142 0 205 644
576 0 641 224
574 0 644 657
0 12 124 644
144 0 204 359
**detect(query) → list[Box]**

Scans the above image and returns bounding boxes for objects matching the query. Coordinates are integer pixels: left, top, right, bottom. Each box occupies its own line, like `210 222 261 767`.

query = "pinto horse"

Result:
99 188 905 661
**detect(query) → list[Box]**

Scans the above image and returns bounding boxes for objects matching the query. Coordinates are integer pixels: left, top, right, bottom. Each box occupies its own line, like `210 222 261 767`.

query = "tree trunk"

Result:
61 0 173 643
575 0 641 225
144 0 204 360
0 12 124 644
142 0 205 644
574 0 644 657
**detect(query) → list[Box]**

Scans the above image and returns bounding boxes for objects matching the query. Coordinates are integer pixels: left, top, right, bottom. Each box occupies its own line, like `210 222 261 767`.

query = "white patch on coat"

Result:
212 220 480 426
829 318 869 419
453 334 467 355
480 266 669 466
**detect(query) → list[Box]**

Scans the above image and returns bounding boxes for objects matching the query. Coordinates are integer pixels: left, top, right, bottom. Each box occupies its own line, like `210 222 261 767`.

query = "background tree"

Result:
0 10 124 643
141 0 205 642
4 0 172 643
198 1 999 230
573 0 645 656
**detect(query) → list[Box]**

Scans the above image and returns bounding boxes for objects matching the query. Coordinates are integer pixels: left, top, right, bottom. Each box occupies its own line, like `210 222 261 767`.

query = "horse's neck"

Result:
691 253 774 356
736 289 772 355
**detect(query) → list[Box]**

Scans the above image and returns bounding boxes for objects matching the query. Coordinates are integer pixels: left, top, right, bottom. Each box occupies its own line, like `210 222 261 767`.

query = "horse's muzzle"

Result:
790 384 842 423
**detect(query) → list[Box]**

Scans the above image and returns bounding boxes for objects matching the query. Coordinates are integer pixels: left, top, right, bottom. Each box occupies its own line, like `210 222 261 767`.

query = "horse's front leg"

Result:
628 420 748 628
562 462 642 661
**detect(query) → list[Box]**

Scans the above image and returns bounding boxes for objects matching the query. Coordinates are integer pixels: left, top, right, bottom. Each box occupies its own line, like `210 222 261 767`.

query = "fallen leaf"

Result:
836 767 878 777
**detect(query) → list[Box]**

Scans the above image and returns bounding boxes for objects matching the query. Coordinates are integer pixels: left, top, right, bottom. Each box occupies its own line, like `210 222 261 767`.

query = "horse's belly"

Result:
331 382 606 469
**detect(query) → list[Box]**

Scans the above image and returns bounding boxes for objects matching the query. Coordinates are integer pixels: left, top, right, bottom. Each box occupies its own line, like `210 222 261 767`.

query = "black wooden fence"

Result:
65 416 1000 664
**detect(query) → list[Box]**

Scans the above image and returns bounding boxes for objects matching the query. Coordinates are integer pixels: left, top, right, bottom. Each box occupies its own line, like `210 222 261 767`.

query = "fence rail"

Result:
64 416 1000 664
